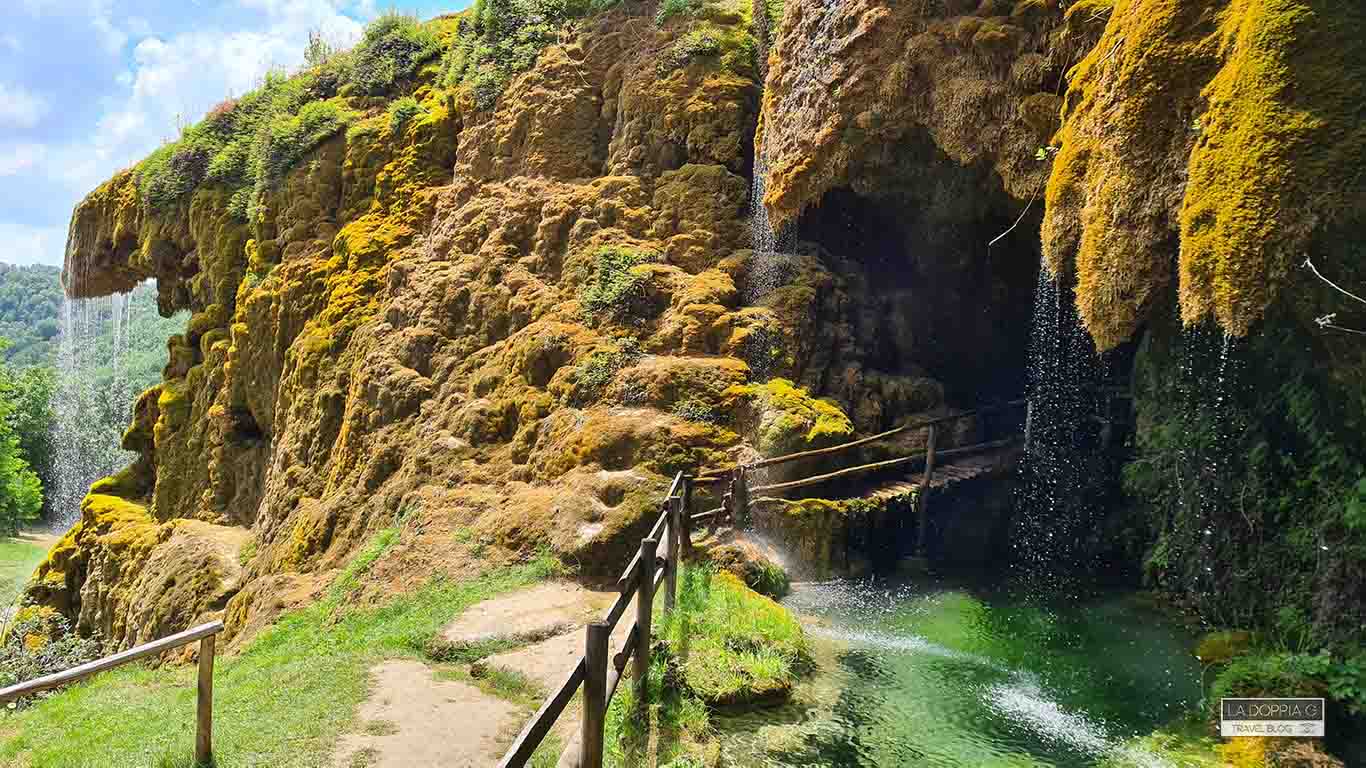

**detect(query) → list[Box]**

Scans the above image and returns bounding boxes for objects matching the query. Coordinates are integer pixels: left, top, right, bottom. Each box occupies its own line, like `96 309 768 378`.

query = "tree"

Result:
0 340 42 536
0 366 55 517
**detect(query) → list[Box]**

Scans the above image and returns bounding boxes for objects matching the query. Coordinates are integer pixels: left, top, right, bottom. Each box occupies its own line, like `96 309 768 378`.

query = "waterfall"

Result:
1012 268 1105 583
48 285 171 528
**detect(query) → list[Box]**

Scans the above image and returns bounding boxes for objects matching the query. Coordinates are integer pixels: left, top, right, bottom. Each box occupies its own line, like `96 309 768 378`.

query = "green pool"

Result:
716 578 1205 768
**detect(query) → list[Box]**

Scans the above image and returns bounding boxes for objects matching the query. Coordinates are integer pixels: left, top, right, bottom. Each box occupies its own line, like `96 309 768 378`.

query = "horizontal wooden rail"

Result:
0 620 222 702
0 620 224 765
498 659 587 768
749 438 1016 496
699 399 1025 479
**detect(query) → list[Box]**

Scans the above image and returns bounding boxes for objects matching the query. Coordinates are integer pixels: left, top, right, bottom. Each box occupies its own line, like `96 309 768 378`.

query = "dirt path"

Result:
332 581 624 767
17 529 61 551
332 660 520 768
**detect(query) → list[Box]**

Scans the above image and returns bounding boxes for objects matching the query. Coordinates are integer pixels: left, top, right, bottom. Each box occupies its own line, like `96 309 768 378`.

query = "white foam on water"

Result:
984 679 1179 768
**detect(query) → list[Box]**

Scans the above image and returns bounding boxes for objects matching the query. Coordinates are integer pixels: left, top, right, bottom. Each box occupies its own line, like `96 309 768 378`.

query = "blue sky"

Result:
0 0 470 268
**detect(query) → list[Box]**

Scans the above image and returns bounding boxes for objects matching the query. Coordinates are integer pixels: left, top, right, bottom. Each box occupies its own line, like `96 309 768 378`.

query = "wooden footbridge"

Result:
695 398 1030 556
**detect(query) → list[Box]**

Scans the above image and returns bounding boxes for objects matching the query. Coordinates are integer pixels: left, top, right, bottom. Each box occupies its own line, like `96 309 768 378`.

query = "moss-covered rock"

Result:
1043 0 1366 348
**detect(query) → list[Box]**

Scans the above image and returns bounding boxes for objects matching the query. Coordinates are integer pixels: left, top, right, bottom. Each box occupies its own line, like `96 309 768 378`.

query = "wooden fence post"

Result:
665 496 683 613
195 634 215 766
582 621 610 768
681 476 694 559
915 424 938 557
635 538 657 701
732 467 750 528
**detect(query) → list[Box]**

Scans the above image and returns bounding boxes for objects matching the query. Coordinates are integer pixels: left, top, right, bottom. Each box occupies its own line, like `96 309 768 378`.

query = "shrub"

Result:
574 338 643 403
580 247 653 323
671 397 721 424
656 29 723 75
253 100 353 187
0 610 104 699
1210 649 1366 717
444 0 620 108
656 0 704 24
138 139 214 211
387 96 425 134
348 12 441 96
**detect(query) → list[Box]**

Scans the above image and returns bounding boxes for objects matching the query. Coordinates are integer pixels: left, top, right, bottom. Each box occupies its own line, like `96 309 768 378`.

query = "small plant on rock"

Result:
671 397 721 424
0 610 104 697
574 337 643 404
387 96 426 134
580 247 655 324
656 0 704 24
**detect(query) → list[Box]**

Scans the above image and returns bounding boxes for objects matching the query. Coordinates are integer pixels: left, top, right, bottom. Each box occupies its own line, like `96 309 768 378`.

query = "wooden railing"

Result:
696 399 1030 548
498 473 691 768
0 620 224 764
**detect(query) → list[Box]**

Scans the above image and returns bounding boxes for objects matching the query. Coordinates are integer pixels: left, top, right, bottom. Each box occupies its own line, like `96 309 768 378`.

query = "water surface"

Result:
716 578 1203 768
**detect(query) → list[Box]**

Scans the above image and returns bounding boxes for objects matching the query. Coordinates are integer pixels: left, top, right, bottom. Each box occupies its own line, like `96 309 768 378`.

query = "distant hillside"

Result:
0 264 62 367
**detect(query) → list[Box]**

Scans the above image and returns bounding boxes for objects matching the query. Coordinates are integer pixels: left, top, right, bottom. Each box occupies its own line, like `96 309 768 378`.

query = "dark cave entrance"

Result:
795 179 1041 412
788 149 1047 574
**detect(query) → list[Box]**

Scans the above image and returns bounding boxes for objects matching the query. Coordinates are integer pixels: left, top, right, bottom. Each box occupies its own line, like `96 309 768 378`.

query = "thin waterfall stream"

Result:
48 284 183 529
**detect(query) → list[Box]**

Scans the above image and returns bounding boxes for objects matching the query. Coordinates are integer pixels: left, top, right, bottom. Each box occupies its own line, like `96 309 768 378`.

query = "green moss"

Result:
726 378 853 454
580 247 655 324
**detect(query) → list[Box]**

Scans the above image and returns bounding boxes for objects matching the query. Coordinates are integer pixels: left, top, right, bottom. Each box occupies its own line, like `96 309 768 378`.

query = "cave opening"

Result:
795 176 1041 413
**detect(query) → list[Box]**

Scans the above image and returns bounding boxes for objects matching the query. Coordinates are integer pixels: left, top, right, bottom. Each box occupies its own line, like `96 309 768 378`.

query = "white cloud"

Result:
89 0 129 53
43 0 366 202
0 82 51 128
0 143 48 177
0 221 65 267
1 34 22 53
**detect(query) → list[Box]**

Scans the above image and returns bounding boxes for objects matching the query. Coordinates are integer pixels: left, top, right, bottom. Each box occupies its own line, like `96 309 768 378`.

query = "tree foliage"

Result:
0 339 43 536
0 265 62 368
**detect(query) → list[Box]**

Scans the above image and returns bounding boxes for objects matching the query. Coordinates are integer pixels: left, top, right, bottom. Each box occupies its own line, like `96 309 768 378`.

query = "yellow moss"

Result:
1194 629 1253 663
1044 0 1366 348
1177 0 1366 336
725 378 853 454
1216 736 1269 768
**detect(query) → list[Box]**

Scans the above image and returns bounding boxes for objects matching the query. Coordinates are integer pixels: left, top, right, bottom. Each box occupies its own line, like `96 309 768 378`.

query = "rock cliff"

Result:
34 0 1366 653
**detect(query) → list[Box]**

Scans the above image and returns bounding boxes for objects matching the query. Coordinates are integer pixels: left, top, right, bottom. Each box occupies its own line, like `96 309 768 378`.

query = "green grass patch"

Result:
0 536 45 608
661 566 808 707
0 550 557 767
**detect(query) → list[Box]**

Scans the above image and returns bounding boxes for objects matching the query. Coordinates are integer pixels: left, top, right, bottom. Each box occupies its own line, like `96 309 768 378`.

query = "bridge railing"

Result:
695 399 1029 535
0 620 224 765
498 471 691 768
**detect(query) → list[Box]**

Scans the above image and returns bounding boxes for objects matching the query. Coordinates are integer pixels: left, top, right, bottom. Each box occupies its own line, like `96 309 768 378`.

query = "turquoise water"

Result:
716 578 1205 768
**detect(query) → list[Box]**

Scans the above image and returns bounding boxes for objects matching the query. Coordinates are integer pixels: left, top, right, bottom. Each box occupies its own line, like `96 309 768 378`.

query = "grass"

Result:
0 538 564 768
660 566 808 707
598 565 809 766
0 535 46 609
